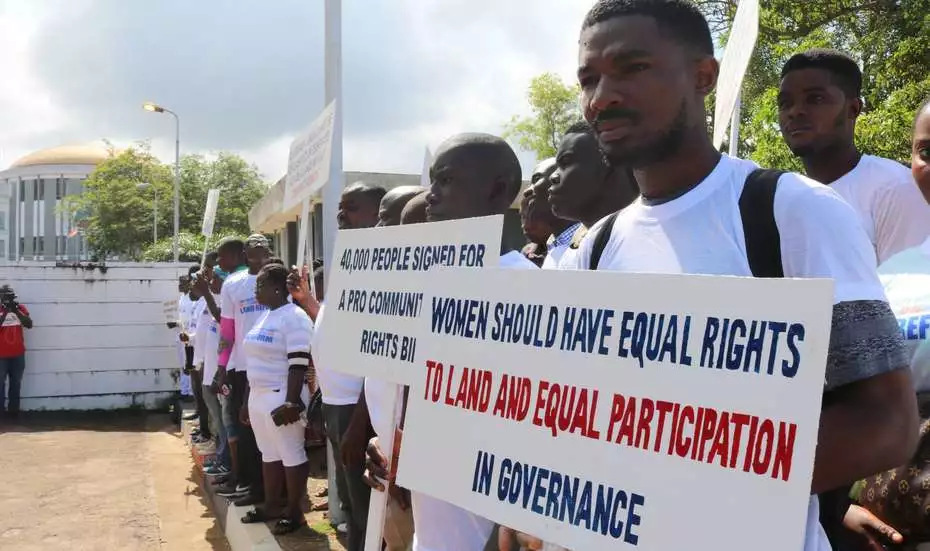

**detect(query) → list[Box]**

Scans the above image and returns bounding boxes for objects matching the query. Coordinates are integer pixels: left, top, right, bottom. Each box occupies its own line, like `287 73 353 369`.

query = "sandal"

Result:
241 508 278 524
271 518 305 535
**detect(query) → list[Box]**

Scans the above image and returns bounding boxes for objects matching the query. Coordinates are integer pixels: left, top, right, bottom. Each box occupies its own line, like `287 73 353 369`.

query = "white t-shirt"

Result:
312 304 365 406
203 308 221 385
880 237 930 392
220 270 268 372
829 154 930 264
573 154 891 551
409 253 536 551
541 223 581 270
191 298 209 366
243 303 313 392
176 293 195 367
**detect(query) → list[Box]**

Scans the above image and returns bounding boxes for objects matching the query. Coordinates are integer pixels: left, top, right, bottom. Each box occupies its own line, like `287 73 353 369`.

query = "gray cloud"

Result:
23 0 592 176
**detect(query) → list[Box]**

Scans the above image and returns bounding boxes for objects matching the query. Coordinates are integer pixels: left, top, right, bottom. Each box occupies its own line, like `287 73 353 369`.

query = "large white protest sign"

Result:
398 268 832 551
313 215 504 385
201 188 220 237
712 0 759 149
162 300 179 324
284 101 336 211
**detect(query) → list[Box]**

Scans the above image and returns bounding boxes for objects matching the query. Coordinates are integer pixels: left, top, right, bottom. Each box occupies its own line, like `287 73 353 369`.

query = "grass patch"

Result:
309 521 336 536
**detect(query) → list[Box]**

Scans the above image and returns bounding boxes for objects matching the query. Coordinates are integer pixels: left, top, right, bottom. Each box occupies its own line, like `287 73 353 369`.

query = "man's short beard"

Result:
601 101 689 168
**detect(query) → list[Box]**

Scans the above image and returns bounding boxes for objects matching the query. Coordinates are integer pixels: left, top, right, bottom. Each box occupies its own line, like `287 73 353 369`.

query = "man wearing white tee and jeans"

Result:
778 49 930 264
575 2 917 551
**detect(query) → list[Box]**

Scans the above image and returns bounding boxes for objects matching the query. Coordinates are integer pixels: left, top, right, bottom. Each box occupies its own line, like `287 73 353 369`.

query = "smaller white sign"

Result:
284 101 337 211
162 300 179 324
201 188 220 237
712 0 759 149
313 216 504 384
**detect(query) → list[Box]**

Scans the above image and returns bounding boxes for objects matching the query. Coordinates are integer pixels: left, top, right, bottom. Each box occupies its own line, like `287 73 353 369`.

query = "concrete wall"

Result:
1 262 183 410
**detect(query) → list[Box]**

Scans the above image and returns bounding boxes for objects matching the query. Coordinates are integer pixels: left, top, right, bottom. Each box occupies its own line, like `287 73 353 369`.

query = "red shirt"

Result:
0 305 29 358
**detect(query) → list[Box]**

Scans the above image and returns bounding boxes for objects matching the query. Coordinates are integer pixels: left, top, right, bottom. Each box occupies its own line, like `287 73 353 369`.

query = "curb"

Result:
183 411 285 551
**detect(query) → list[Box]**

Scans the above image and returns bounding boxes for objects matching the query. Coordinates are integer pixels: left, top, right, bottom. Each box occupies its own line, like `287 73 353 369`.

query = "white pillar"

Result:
323 0 346 528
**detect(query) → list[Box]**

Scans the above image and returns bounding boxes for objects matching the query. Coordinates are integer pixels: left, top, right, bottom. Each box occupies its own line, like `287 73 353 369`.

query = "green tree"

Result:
68 144 268 260
697 0 930 169
140 231 246 263
64 143 173 260
504 73 581 160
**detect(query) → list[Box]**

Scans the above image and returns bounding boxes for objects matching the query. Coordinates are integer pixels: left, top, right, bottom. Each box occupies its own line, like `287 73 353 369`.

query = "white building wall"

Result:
1 261 183 410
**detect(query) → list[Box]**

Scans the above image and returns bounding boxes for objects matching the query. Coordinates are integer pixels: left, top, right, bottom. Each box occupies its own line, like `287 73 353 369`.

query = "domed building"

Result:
0 143 112 262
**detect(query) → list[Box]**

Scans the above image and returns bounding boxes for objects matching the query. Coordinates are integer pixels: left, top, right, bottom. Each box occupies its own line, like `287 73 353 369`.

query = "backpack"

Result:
589 168 785 275
589 168 863 546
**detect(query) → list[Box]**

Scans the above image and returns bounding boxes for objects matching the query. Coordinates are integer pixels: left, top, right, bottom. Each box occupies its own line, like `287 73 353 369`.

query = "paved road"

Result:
0 412 228 551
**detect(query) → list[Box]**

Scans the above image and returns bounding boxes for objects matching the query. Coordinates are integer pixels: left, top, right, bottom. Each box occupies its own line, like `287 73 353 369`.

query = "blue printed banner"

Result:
398 268 833 550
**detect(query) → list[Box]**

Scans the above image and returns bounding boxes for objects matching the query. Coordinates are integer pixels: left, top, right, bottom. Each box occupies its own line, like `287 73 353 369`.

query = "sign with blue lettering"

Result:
313 215 504 384
397 268 833 551
881 271 930 392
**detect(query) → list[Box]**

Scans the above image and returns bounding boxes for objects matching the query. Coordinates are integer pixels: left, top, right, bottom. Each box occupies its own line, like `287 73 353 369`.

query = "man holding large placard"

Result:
358 132 537 551
569 1 917 549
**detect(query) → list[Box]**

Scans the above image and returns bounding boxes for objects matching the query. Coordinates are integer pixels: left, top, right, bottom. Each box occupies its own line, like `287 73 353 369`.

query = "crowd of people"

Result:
162 0 930 550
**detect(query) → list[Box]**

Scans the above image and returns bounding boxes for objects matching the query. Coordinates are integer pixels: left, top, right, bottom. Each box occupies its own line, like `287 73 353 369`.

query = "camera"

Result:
0 290 16 308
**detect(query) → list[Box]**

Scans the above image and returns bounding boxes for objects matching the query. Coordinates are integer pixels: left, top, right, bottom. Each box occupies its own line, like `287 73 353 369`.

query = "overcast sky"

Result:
0 0 595 182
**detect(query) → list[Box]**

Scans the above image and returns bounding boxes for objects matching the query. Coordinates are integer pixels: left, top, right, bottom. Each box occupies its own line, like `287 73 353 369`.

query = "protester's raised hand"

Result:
287 265 312 305
363 436 390 491
843 504 904 551
192 268 211 295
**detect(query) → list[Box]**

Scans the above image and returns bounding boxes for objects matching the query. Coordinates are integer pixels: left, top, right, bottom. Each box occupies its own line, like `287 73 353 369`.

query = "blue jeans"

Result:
0 355 26 414
202 384 230 468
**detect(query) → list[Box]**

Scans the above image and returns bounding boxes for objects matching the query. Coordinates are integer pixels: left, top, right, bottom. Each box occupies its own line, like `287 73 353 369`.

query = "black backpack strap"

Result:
589 211 621 270
739 169 785 278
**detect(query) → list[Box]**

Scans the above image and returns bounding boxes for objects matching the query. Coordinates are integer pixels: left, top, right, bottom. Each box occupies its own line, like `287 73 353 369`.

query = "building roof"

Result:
10 144 111 169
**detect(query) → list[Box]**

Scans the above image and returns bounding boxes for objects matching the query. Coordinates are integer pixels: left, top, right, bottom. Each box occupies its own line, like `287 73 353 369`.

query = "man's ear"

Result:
849 96 864 119
488 176 513 212
694 55 719 97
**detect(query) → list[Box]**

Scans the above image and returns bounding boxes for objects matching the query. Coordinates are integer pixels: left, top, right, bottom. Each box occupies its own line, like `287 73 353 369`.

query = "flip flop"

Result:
271 518 306 535
241 508 279 524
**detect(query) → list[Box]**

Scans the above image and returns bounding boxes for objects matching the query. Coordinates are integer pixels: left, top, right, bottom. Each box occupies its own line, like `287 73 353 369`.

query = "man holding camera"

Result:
0 285 33 419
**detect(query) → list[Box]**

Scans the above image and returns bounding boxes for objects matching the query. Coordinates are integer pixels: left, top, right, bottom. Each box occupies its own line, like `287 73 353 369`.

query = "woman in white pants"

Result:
240 262 313 534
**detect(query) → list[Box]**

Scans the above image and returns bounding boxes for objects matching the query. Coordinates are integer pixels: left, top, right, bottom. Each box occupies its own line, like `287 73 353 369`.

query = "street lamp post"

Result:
143 102 180 263
136 182 157 245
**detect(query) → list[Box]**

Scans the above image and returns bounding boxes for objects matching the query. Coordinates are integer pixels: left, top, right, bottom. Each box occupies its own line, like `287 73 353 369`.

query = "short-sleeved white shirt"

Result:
220 270 268 372
243 303 312 392
571 154 889 551
312 305 365 406
829 154 930 264
191 298 210 366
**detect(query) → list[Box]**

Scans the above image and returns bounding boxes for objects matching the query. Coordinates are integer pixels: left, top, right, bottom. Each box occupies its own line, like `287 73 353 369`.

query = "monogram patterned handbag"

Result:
858 393 930 543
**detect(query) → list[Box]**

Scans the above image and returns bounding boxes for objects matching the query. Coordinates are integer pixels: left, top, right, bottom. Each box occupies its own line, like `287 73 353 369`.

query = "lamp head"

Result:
143 102 165 113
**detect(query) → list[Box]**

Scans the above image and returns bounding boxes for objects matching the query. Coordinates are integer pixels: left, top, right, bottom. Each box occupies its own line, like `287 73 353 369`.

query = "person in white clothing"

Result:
524 158 582 270
778 49 930 264
548 121 639 270
572 3 918 551
239 261 313 535
364 132 536 551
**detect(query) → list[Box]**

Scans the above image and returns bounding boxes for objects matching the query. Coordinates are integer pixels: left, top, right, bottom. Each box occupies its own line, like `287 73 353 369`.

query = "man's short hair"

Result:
344 182 388 206
217 238 245 256
564 121 595 137
582 0 714 56
781 49 862 98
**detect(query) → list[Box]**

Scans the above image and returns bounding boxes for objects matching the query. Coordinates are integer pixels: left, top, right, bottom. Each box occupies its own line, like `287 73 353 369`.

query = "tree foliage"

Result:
67 143 268 261
697 0 930 169
503 73 581 160
140 231 246 263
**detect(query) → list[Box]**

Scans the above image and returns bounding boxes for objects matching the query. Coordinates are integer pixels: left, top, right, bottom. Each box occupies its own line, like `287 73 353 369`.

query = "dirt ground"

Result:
0 412 228 551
